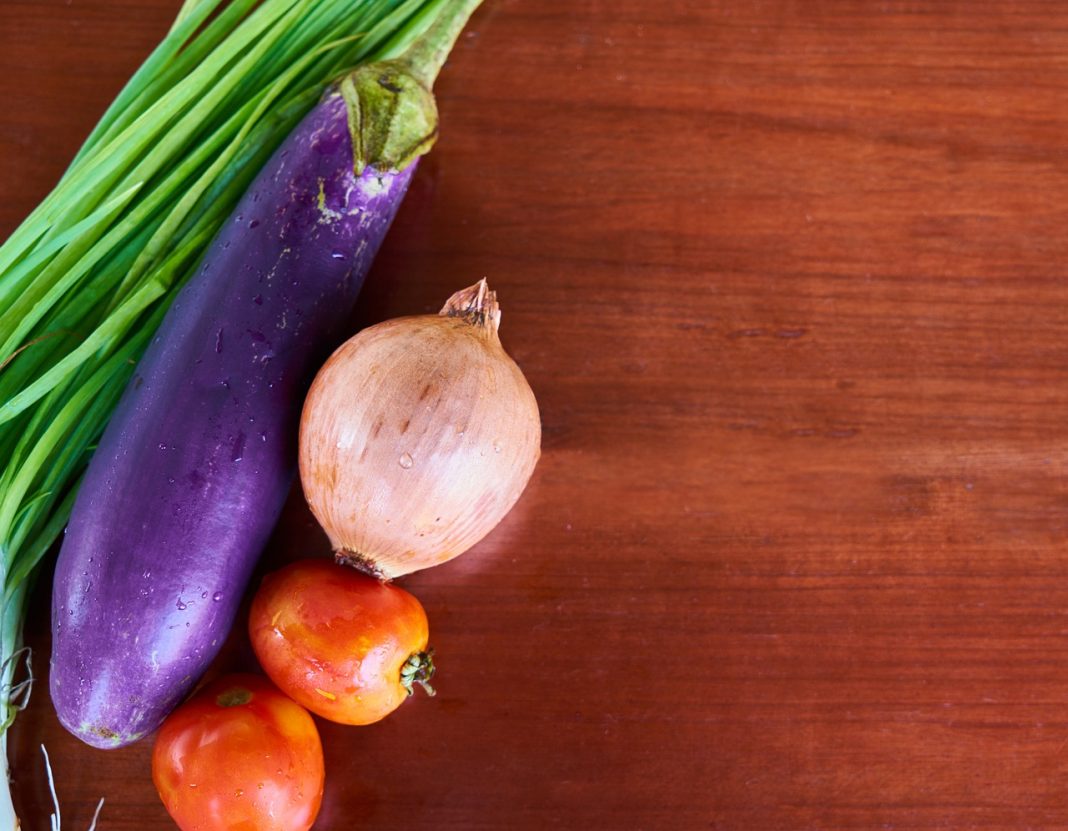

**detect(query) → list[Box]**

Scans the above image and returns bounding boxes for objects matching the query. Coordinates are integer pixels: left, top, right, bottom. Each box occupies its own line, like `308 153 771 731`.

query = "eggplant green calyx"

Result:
400 649 436 697
341 63 438 176
342 0 484 175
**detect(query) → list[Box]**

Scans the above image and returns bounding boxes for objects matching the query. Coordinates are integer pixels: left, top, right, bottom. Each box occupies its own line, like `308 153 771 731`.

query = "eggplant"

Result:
45 0 483 746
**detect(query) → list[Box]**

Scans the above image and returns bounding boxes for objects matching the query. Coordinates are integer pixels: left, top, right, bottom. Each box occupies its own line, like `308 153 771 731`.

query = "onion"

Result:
299 281 541 578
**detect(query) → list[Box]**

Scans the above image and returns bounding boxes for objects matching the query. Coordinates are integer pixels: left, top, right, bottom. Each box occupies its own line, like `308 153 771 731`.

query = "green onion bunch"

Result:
0 0 443 762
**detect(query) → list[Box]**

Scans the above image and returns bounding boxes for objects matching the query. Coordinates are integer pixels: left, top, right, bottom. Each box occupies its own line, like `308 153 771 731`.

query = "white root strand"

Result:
42 745 59 831
39 744 105 831
86 798 105 831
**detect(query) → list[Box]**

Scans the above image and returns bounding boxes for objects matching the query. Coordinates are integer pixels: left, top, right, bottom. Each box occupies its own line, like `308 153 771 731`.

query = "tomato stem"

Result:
216 687 252 707
400 649 436 697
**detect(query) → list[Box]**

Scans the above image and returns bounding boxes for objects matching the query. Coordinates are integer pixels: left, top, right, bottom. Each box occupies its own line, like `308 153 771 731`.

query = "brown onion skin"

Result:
299 283 540 578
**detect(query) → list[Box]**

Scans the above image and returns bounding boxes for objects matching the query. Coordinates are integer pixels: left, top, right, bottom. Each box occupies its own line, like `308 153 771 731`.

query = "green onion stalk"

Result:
0 0 451 825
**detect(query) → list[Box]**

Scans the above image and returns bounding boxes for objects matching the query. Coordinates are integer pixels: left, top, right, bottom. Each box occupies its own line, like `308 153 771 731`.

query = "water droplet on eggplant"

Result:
231 432 246 462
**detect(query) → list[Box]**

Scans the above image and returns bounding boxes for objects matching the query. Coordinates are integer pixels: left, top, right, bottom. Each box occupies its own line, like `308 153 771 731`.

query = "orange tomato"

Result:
152 674 324 831
249 558 434 725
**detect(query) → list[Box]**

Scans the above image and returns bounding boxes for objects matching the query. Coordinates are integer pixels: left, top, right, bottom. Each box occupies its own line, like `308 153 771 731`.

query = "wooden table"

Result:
5 0 1068 828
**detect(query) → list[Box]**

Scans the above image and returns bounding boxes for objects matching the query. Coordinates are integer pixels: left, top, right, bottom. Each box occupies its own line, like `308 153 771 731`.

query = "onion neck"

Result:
440 279 501 335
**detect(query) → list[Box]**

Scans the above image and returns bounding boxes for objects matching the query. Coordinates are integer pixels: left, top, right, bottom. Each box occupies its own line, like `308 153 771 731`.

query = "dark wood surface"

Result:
5 0 1068 828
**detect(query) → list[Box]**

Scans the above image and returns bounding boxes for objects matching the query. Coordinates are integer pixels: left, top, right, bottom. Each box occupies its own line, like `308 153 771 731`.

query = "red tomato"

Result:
152 674 324 831
249 558 434 725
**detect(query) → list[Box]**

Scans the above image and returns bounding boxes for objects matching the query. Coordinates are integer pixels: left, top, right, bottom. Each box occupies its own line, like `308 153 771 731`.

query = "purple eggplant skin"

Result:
50 90 416 749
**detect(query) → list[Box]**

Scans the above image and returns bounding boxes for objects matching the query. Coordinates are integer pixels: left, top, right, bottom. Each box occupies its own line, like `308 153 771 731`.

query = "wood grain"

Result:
5 0 1068 828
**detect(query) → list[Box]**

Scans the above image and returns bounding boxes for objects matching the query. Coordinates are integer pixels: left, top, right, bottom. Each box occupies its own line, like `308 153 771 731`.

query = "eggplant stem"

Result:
401 0 485 89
